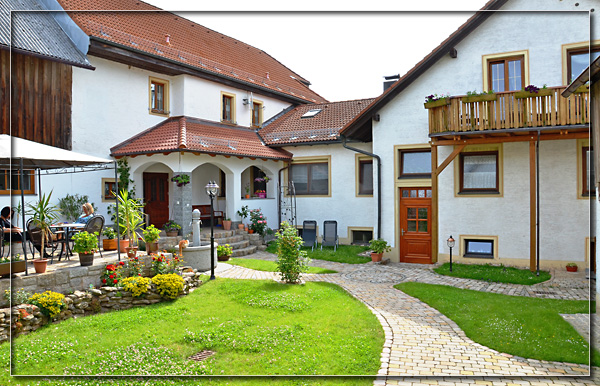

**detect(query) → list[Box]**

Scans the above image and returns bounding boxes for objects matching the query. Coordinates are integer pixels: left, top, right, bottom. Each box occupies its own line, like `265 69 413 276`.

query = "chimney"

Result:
383 74 400 92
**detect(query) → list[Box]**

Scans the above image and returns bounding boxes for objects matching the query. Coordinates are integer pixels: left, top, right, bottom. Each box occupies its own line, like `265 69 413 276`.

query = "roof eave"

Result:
111 148 291 161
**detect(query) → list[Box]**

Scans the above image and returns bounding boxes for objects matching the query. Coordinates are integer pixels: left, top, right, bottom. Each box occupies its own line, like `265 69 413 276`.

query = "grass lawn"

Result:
4 278 383 384
395 282 598 366
266 242 370 264
434 263 551 285
227 258 337 274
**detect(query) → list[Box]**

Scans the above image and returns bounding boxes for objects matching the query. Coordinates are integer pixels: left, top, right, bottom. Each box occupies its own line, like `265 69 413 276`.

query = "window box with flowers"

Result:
0 254 26 277
515 84 553 99
424 94 450 109
255 190 266 199
460 90 497 103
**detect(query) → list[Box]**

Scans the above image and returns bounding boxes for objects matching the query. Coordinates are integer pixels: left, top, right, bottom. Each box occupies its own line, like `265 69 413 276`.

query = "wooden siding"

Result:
428 86 590 135
0 49 73 150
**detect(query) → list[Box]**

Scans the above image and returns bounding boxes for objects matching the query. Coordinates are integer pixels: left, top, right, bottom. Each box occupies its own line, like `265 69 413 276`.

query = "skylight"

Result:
301 109 322 118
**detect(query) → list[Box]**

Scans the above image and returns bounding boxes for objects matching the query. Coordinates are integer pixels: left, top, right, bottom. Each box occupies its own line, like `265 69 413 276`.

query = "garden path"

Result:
216 253 598 385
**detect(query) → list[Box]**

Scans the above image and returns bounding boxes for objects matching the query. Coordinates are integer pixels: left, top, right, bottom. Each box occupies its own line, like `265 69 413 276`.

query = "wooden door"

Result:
399 187 432 264
143 173 169 228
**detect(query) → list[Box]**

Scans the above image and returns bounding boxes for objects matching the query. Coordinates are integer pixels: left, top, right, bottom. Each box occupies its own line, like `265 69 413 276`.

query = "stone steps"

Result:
231 245 257 257
217 239 249 251
201 235 245 244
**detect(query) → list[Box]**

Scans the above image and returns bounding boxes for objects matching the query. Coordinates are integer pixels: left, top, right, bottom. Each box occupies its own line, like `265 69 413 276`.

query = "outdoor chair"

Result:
321 220 339 252
26 219 63 263
84 215 105 258
302 220 318 251
0 227 25 258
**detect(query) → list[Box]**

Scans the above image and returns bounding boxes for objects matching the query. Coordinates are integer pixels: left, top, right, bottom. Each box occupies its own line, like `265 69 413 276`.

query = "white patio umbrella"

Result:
0 135 120 274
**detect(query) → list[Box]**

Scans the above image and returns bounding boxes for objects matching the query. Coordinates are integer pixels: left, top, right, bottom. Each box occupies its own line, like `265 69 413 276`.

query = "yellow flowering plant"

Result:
121 276 151 297
27 291 66 318
152 273 184 300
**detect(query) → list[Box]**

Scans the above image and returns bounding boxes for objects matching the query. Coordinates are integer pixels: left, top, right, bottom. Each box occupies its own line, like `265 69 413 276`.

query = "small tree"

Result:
58 193 93 222
276 222 310 284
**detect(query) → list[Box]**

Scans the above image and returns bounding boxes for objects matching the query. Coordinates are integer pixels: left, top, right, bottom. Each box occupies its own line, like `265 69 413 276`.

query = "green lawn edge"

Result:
395 282 598 366
433 263 551 285
227 258 337 274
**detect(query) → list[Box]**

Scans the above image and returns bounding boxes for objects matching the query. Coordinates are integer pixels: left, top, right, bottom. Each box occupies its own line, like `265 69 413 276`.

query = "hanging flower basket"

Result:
171 174 190 187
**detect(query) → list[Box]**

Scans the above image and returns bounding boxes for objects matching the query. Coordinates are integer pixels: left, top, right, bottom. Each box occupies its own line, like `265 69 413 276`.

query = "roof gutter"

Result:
340 135 381 239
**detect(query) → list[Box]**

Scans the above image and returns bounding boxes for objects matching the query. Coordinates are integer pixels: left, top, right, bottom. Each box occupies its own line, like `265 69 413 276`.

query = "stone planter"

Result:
0 260 26 277
78 252 94 267
103 238 117 251
32 259 48 274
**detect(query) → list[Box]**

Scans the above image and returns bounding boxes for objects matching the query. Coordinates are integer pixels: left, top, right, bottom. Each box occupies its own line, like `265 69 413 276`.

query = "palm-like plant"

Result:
26 191 60 257
115 189 144 247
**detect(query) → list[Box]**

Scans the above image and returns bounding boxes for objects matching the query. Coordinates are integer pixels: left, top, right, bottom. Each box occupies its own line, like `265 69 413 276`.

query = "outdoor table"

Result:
51 223 85 260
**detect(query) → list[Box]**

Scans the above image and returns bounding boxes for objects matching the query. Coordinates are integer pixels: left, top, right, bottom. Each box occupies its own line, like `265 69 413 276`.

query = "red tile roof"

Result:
260 98 376 145
56 0 327 104
110 116 293 160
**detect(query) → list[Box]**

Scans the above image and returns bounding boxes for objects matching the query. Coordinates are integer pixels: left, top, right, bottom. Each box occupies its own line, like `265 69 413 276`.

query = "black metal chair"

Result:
84 215 105 257
321 220 339 252
302 220 318 251
26 219 62 263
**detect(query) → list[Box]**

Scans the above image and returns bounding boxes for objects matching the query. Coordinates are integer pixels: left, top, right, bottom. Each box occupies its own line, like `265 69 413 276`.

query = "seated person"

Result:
1 206 24 242
75 203 94 224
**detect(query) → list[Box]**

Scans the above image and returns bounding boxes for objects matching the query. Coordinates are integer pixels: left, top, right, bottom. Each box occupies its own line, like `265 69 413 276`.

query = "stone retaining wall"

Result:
0 269 204 344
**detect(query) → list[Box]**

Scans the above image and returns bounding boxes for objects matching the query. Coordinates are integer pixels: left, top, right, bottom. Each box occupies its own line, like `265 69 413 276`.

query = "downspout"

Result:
278 162 291 227
536 130 540 276
340 135 381 239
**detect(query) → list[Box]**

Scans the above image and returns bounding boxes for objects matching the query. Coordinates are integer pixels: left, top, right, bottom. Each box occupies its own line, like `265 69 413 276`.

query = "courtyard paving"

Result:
216 251 598 385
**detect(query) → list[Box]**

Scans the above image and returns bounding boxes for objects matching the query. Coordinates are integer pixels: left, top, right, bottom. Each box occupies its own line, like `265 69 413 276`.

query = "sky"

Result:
142 0 490 102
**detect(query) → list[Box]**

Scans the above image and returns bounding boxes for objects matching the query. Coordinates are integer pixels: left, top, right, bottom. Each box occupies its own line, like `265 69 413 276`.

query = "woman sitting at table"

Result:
1 206 24 242
75 203 94 224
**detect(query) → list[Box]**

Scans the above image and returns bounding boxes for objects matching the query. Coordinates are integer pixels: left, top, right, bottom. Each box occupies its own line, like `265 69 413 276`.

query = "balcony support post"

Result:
431 144 438 264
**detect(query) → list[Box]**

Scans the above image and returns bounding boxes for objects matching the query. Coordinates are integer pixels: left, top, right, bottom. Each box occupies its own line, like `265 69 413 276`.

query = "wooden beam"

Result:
529 140 536 272
435 144 466 176
432 131 588 146
431 144 439 264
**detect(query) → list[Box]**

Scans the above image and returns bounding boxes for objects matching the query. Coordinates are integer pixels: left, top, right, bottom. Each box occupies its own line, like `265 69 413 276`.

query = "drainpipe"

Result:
536 130 540 276
278 162 291 227
340 135 381 239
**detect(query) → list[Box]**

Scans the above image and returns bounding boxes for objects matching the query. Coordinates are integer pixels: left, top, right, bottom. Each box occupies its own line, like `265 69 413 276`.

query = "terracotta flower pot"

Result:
103 238 117 251
245 194 250 199
238 224 244 230
125 246 138 258
33 258 48 274
79 252 94 267
223 220 232 231
147 241 159 253
248 229 254 234
118 239 130 253
566 265 578 272
371 252 383 262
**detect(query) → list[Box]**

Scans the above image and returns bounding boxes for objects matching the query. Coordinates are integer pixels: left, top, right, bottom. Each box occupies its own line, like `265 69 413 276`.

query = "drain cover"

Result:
189 350 215 361
533 291 557 295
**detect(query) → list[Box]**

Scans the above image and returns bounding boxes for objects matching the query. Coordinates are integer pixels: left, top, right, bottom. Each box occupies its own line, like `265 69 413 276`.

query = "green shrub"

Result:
121 276 151 297
368 238 391 254
27 291 66 318
275 221 310 283
71 231 99 254
142 224 161 244
217 244 233 257
152 274 184 299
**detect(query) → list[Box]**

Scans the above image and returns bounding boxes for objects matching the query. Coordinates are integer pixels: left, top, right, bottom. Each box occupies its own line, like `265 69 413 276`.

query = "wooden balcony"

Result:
427 86 590 138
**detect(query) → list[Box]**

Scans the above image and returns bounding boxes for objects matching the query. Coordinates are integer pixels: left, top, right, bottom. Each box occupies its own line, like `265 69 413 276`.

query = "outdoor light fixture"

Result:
205 181 219 280
447 235 455 272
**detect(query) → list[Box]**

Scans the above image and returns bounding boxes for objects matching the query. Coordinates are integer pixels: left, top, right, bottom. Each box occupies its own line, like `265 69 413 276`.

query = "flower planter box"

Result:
424 98 450 109
166 231 179 237
460 93 497 103
515 89 553 99
257 193 266 199
0 260 26 277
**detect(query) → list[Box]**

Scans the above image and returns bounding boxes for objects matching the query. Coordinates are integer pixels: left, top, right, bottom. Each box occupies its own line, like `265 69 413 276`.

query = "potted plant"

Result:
27 191 60 273
566 262 578 272
244 184 251 199
164 220 181 237
102 227 118 251
143 224 161 253
236 205 249 229
369 238 391 262
255 190 266 199
249 208 268 236
0 254 26 278
222 217 232 231
217 244 233 261
171 174 190 187
115 189 144 257
71 231 99 266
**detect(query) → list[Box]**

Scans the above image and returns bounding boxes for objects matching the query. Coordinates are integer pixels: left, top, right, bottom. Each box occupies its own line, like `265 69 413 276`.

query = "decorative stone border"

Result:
0 269 204 344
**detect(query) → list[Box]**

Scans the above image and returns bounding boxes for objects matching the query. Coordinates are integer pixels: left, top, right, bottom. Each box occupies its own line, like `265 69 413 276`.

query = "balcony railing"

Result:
427 86 590 135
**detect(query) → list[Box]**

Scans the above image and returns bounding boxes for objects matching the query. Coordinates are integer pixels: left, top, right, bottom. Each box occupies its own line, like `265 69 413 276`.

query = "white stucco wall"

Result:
281 142 376 243
371 2 595 263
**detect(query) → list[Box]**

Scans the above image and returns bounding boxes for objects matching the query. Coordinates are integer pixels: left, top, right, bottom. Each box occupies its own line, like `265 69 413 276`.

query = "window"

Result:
464 239 494 258
221 92 236 124
0 170 35 195
218 170 226 198
583 146 596 196
252 166 266 194
351 229 373 245
102 178 117 201
567 46 600 83
487 56 524 92
358 159 373 195
149 77 169 115
399 149 431 178
459 151 499 193
290 162 329 195
301 109 322 118
251 101 263 127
